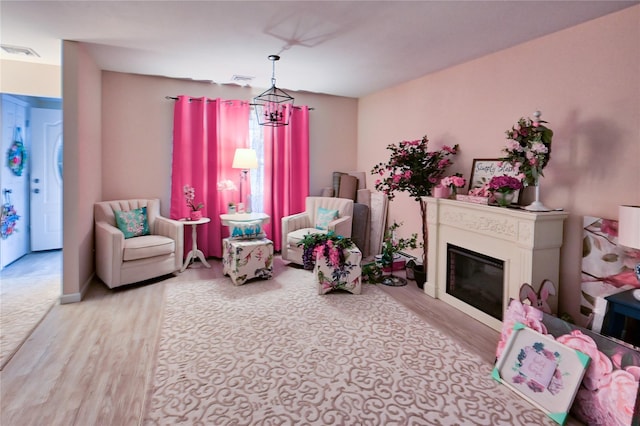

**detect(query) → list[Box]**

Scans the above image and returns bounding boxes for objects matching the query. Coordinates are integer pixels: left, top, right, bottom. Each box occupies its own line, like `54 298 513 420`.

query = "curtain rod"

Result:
165 96 314 110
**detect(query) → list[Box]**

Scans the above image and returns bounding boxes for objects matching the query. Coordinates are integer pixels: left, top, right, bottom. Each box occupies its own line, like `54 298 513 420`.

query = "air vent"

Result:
1 44 40 57
231 75 254 84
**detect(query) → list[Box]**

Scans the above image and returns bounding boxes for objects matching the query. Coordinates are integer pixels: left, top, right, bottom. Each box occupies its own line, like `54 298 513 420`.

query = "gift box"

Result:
375 255 406 272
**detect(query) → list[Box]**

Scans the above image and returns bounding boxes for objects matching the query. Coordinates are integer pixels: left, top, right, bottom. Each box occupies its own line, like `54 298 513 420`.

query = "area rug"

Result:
143 267 554 425
0 276 60 369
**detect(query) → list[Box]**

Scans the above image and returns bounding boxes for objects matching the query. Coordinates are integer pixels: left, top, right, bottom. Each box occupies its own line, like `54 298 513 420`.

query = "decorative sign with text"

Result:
469 159 520 190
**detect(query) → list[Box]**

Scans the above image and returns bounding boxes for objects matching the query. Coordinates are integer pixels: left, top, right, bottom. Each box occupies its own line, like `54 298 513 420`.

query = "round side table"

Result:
180 217 211 272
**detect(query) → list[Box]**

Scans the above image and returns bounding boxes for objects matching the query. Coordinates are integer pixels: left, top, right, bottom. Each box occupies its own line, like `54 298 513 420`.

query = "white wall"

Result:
0 59 61 98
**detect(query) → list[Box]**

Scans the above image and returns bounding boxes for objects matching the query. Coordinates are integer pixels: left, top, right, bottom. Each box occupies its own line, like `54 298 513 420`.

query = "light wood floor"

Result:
0 257 513 425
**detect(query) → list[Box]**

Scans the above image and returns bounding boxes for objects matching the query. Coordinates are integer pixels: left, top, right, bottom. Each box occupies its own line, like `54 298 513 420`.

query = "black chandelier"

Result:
253 55 294 127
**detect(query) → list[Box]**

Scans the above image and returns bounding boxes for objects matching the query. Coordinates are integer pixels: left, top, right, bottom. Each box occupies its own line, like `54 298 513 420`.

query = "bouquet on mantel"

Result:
499 112 553 186
487 175 523 194
440 174 466 196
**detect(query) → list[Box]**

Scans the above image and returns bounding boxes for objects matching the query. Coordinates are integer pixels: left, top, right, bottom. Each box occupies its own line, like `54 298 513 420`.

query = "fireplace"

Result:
423 197 568 331
446 244 504 321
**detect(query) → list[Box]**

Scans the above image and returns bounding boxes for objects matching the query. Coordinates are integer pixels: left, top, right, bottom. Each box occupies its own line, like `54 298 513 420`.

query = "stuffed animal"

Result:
519 279 556 314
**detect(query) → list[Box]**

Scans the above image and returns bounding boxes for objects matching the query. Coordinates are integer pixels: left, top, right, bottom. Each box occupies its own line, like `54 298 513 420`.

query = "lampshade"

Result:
232 148 258 170
619 205 640 250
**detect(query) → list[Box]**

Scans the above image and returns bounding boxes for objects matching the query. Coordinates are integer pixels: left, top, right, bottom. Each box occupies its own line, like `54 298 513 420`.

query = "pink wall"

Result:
358 6 640 324
101 72 359 211
62 41 102 301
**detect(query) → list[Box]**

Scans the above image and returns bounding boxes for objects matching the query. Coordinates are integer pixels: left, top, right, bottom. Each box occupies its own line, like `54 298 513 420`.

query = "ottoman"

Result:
314 244 362 295
222 237 274 286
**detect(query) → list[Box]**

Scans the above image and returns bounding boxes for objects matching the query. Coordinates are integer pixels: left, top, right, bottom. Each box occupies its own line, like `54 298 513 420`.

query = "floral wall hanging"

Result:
6 127 27 177
1 203 20 239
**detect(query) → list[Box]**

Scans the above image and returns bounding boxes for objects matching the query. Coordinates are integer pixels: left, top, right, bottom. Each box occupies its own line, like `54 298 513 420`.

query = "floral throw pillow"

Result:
114 206 150 239
315 207 339 230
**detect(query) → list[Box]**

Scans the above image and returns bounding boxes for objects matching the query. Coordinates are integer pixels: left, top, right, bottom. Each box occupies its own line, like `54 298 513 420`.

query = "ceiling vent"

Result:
1 44 40 57
231 75 254 85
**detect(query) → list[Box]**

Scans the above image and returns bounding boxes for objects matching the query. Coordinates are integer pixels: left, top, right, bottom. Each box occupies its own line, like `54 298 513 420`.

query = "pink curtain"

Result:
170 96 249 258
263 105 310 251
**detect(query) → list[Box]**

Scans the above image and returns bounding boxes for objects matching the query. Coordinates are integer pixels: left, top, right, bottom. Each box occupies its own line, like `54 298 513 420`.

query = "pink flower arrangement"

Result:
499 113 553 186
371 136 459 201
487 175 523 194
183 185 204 211
440 174 466 191
468 182 491 197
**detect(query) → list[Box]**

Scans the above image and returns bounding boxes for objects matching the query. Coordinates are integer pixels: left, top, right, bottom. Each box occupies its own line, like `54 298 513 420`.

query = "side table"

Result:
219 212 270 227
603 288 640 346
314 245 362 295
180 217 211 272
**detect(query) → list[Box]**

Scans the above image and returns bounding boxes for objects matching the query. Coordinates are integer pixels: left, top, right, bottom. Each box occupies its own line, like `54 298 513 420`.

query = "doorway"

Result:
0 93 62 269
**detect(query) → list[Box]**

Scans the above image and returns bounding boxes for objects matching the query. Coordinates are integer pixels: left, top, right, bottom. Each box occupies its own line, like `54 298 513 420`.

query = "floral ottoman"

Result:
222 238 273 286
314 245 362 295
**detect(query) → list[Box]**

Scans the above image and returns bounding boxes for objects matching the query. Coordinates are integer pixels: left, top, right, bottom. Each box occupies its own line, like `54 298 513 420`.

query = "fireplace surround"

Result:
423 197 568 331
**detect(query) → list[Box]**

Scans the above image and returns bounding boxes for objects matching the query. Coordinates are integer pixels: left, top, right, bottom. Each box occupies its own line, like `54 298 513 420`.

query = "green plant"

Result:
361 262 383 283
371 135 458 267
381 221 420 265
297 232 354 270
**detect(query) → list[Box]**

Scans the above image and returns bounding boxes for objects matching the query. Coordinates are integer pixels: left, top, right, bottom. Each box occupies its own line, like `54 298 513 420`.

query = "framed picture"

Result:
468 158 521 202
492 323 590 425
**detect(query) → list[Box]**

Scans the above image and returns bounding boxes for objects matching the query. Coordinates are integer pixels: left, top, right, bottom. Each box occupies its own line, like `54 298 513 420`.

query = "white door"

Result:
30 108 63 251
1 96 29 269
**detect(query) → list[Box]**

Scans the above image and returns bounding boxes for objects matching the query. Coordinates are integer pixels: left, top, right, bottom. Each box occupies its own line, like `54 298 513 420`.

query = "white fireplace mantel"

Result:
422 197 568 331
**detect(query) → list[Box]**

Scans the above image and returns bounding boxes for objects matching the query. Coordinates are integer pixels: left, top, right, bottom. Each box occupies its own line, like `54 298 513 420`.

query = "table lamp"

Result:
618 205 640 299
232 148 258 213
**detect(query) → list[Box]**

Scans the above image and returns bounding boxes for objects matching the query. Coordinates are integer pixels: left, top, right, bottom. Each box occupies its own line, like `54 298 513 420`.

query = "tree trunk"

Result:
420 199 428 268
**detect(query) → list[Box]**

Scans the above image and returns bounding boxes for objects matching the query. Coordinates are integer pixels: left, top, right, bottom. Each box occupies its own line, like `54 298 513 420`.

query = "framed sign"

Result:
469 159 521 202
492 323 590 425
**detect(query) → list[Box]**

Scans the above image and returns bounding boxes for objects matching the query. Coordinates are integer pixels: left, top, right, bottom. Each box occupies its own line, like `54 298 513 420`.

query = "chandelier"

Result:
253 55 294 127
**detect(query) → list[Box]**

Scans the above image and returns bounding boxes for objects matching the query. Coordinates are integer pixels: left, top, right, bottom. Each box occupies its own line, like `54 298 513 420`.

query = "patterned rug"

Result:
0 276 60 369
143 267 554 425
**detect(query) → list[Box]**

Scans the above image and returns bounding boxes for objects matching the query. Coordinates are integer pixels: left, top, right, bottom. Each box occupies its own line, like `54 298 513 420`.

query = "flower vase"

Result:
493 191 515 207
449 187 457 200
433 185 450 199
524 175 551 212
190 210 203 220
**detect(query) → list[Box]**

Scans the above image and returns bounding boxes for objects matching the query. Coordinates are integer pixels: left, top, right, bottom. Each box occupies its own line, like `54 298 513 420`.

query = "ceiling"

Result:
1 1 637 98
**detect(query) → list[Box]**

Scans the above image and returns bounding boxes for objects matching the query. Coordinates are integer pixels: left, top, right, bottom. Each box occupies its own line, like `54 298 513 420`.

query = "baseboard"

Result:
59 273 94 304
60 292 81 304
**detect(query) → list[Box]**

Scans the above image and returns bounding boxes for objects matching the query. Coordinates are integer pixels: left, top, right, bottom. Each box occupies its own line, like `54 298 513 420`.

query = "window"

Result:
248 111 265 212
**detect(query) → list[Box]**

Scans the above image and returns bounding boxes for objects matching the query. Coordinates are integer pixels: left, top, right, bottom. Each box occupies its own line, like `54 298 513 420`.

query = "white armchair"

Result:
94 199 184 288
281 196 354 265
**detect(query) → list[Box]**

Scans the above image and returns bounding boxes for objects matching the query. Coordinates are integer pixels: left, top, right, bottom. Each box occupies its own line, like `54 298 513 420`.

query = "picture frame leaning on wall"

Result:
492 323 590 425
468 158 522 203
